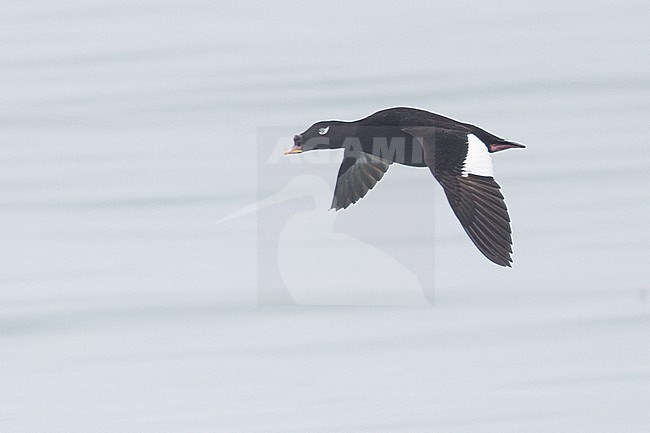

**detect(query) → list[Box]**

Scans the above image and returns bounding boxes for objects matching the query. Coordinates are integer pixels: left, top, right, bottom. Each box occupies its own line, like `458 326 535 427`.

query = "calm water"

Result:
2 1 649 432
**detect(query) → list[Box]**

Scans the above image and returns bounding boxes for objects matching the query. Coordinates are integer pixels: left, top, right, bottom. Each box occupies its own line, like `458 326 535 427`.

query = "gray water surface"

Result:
2 1 649 432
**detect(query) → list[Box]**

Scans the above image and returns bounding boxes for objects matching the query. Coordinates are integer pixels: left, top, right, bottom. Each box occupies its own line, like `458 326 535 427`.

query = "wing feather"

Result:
403 127 514 266
331 151 391 210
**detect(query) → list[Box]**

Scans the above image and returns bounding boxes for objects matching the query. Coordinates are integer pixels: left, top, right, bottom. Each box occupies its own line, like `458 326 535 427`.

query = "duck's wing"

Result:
403 127 513 267
331 150 391 210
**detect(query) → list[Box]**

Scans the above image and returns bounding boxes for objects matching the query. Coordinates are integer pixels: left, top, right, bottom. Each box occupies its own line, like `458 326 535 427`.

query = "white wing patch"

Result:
462 134 493 177
318 126 330 135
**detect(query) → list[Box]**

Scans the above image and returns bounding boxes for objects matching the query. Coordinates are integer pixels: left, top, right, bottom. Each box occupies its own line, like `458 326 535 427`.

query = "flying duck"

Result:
284 107 525 267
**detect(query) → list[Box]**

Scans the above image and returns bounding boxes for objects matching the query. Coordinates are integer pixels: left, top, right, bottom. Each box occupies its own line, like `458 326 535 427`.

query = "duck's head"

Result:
284 121 346 155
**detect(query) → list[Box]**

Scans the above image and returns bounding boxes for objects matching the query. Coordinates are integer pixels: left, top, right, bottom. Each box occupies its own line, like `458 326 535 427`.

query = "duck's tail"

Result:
487 139 526 153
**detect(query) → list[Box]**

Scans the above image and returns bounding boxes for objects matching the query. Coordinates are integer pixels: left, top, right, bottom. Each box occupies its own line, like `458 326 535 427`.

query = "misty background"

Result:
2 1 649 432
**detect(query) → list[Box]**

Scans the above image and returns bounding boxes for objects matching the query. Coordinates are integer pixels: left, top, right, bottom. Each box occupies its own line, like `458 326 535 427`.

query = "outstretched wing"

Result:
331 151 391 210
403 127 514 266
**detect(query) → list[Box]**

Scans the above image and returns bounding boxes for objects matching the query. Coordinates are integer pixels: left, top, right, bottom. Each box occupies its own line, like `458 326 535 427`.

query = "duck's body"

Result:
285 107 525 267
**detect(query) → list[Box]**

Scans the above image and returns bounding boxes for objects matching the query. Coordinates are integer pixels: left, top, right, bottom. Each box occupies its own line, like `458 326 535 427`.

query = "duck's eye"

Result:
318 126 330 135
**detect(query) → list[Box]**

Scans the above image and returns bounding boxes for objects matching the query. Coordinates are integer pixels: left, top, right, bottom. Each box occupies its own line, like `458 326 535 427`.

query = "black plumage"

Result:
285 107 525 267
331 151 390 210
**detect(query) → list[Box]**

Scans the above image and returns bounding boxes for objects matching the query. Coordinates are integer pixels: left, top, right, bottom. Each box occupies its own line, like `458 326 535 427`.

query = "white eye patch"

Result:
318 126 330 135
